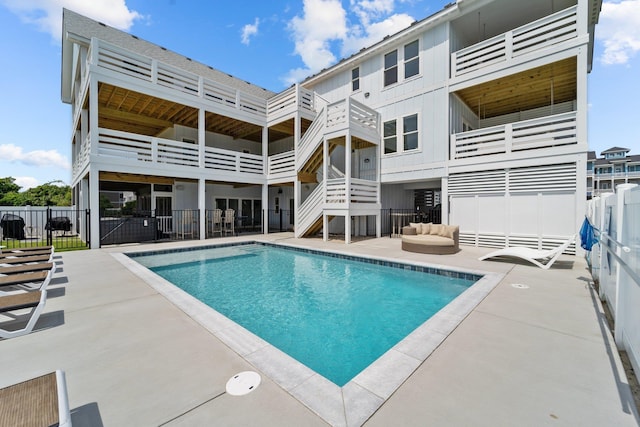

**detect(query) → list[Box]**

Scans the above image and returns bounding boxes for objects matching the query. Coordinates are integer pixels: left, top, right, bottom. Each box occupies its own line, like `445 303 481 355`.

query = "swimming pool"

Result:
119 239 502 426
130 242 478 386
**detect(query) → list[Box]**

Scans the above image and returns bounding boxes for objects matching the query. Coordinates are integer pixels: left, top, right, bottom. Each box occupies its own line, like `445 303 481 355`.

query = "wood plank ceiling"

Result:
97 83 303 143
454 58 577 119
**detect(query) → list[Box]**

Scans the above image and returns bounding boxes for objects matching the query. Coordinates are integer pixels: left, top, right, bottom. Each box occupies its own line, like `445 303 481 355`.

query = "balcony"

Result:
85 39 268 123
73 128 269 181
451 5 578 79
451 111 577 161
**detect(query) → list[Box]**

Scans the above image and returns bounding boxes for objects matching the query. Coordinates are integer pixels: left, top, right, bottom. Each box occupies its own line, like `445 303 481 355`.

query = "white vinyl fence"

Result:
586 184 640 381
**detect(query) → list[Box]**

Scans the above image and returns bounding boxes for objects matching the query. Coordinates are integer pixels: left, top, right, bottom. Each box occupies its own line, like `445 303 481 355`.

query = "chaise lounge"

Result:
478 235 576 269
0 370 71 426
401 223 460 255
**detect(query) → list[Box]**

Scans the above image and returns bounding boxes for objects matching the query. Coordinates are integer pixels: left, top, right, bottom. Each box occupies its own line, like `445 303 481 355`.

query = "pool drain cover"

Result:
226 371 261 396
511 283 530 289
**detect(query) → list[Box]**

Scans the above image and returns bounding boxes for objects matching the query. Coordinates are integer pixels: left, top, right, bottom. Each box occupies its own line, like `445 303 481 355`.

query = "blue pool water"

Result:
131 243 477 386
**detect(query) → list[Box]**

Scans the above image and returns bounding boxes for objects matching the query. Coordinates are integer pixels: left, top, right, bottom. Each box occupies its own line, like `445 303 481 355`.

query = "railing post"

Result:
505 31 513 60
505 124 513 154
46 207 52 246
151 59 158 84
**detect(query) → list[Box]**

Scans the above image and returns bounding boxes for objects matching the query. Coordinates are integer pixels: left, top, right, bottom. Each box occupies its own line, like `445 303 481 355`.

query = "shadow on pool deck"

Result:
0 234 638 426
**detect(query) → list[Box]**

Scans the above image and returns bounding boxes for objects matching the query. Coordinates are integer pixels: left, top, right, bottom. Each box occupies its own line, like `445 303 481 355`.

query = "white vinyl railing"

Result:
204 146 263 175
451 5 577 77
267 85 315 121
325 178 378 204
73 133 92 178
295 184 324 238
267 150 295 178
325 98 379 140
90 38 268 120
451 111 577 159
95 128 263 174
587 184 640 383
297 107 326 169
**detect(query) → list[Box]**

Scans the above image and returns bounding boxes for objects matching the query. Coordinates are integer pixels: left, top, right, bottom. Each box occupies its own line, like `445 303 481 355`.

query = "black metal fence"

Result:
0 207 90 251
381 207 442 237
99 208 265 246
267 209 293 232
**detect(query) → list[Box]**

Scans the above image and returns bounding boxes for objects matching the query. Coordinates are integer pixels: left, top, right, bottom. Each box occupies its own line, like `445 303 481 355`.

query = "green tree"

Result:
0 177 20 195
0 177 71 206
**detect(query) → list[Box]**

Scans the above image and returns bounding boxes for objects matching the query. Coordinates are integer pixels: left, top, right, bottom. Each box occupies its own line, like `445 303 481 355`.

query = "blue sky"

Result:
0 0 638 190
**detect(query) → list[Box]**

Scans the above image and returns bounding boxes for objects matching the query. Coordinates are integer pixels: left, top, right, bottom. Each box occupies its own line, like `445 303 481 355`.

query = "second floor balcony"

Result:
72 128 299 183
450 111 577 162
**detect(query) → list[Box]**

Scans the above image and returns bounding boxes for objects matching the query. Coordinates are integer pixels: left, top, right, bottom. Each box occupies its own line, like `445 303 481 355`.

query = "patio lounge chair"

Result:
224 209 235 236
0 288 48 339
0 262 55 275
0 370 71 426
0 254 53 265
478 235 576 270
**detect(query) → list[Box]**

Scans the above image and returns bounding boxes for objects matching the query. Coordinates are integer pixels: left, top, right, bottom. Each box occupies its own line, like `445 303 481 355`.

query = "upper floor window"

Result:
384 50 398 87
383 113 419 155
404 40 419 79
403 114 418 151
352 67 360 91
383 120 397 154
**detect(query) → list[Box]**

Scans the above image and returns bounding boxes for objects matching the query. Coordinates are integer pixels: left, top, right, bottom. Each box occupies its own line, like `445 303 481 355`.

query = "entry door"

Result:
155 195 173 234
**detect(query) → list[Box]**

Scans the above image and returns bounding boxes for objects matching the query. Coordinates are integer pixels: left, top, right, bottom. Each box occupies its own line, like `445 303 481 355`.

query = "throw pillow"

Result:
409 222 422 234
421 222 432 235
430 224 443 235
439 225 455 239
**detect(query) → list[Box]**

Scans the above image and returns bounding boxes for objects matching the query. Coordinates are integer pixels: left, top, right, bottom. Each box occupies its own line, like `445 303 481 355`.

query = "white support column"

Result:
198 178 205 240
322 136 329 242
262 125 269 234
262 183 269 235
345 127 352 244
89 169 100 249
88 78 100 248
441 176 449 225
198 108 205 168
294 113 301 233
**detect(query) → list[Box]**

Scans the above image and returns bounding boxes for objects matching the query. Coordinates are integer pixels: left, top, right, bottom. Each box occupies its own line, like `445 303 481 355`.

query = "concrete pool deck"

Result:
1 234 638 426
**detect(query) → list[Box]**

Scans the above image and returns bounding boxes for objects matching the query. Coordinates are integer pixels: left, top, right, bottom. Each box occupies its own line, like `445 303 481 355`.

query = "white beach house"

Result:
61 0 600 250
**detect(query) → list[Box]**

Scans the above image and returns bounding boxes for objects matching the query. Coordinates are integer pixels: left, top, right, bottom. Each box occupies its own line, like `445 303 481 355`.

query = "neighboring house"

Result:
588 147 640 198
61 0 601 250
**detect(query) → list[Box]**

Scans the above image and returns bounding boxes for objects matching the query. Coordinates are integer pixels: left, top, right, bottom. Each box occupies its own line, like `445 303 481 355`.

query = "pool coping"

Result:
113 239 504 426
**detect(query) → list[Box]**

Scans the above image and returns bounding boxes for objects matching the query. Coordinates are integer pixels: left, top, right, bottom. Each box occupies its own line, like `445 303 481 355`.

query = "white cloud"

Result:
241 18 260 45
351 0 395 26
0 0 142 41
597 0 640 65
342 12 414 56
14 177 40 191
0 144 70 170
283 0 414 85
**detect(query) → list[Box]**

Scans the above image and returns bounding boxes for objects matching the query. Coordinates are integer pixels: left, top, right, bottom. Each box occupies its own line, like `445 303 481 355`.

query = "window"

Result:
384 50 398 86
351 67 360 91
383 120 397 154
404 40 419 78
403 114 418 151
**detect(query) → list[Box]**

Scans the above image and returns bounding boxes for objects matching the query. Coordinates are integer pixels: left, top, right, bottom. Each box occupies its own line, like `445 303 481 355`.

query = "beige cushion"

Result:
409 222 422 234
439 225 455 239
421 222 432 235
430 224 444 235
